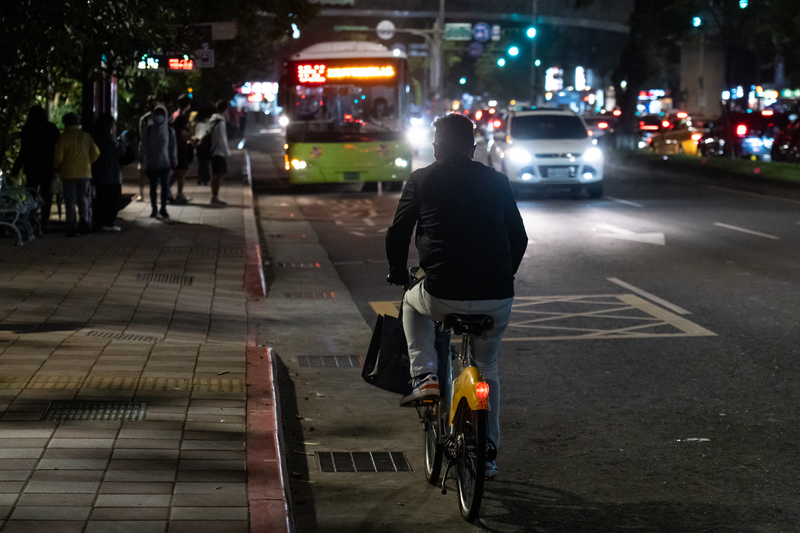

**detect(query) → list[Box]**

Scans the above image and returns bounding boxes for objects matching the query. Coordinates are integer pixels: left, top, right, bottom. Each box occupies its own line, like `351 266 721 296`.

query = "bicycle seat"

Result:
443 314 494 336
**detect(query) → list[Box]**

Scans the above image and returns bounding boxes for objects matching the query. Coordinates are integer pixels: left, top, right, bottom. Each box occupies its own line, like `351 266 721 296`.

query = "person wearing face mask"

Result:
139 105 177 218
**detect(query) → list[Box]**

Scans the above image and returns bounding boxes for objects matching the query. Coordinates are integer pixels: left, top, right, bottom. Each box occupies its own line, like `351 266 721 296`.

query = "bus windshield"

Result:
287 83 401 143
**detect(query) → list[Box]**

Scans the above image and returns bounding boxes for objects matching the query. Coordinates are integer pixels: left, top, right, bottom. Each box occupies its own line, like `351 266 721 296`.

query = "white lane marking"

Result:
596 224 666 246
707 186 800 206
606 196 644 208
713 222 780 240
363 218 375 226
606 278 691 315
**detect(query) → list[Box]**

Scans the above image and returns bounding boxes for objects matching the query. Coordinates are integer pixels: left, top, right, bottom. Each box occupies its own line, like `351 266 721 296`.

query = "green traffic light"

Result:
508 46 519 56
497 58 506 67
526 27 536 38
459 77 466 85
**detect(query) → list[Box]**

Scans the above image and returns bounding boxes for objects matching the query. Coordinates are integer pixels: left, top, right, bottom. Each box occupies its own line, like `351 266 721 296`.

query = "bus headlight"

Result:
291 159 307 170
394 158 408 168
279 115 290 127
583 147 603 163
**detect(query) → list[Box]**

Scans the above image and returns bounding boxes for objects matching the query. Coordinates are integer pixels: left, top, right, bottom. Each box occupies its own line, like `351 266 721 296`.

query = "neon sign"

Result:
296 64 396 83
167 56 194 71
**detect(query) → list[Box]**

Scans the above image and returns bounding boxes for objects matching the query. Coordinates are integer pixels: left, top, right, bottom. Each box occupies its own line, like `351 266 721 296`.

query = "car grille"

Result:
534 153 578 159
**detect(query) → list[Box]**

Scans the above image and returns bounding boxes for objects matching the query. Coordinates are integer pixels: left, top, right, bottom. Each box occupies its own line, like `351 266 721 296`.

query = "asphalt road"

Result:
250 128 799 532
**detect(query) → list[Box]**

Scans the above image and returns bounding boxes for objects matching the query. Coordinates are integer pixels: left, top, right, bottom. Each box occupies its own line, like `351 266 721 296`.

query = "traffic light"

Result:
508 46 519 56
497 58 506 67
459 77 466 85
739 0 748 7
692 16 702 27
526 27 537 38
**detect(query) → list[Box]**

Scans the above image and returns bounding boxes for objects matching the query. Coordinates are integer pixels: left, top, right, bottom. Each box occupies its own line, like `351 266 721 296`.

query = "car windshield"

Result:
287 83 400 142
510 115 587 140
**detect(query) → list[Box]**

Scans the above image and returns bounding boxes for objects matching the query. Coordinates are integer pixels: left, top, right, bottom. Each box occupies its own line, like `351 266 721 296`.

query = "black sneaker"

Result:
159 208 169 219
150 209 158 218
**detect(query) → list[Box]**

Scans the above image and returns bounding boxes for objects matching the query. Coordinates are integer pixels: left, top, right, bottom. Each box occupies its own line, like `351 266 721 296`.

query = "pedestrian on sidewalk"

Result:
91 113 127 231
190 104 213 186
209 100 231 205
136 95 157 202
12 105 60 232
170 94 193 204
139 105 177 219
54 112 100 236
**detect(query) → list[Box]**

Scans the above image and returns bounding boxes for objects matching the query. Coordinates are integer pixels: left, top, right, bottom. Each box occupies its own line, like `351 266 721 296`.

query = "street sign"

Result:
444 23 472 41
472 22 491 43
196 49 214 68
491 25 501 41
467 42 484 58
408 43 428 57
376 20 395 40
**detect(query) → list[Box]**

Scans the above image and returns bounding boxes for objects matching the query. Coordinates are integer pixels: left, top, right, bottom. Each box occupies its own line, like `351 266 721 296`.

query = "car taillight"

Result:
475 382 489 399
736 124 748 136
613 109 621 116
475 110 483 121
691 133 703 141
662 120 671 128
587 130 593 136
598 122 609 129
677 112 688 119
493 120 501 128
762 110 774 116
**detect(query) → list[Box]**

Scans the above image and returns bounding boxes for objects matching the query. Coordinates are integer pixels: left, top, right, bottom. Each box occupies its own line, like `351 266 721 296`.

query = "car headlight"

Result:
278 115 290 127
508 148 532 164
583 147 603 163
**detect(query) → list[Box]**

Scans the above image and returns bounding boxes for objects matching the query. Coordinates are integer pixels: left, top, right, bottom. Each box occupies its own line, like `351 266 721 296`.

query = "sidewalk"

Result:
0 152 290 532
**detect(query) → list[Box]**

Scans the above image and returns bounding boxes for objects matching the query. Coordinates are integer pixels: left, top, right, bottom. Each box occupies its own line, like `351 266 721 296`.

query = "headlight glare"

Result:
509 148 532 164
583 147 603 163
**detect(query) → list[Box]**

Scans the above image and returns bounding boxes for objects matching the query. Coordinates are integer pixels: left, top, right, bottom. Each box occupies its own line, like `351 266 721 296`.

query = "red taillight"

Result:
662 120 671 128
587 130 593 136
691 133 703 141
613 109 622 116
475 110 483 120
762 109 774 116
598 122 609 129
736 124 748 136
475 382 489 399
493 120 501 128
677 112 688 119
488 108 496 114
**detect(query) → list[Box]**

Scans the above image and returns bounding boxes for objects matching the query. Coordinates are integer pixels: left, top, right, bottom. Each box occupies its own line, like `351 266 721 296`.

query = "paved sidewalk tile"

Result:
0 165 256 530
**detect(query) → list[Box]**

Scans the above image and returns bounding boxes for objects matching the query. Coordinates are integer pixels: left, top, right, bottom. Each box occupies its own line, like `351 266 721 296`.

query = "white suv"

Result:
487 109 604 197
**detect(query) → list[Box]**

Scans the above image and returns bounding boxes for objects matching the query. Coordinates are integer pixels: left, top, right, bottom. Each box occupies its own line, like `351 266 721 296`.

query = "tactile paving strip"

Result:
297 355 362 368
284 292 336 299
85 330 161 343
316 451 411 473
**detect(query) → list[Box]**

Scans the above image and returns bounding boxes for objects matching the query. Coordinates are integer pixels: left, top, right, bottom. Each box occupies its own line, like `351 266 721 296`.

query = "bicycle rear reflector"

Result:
475 382 489 399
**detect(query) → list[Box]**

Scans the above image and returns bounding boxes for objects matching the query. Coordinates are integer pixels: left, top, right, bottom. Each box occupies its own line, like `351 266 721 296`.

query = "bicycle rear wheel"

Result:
456 406 487 521
423 411 443 485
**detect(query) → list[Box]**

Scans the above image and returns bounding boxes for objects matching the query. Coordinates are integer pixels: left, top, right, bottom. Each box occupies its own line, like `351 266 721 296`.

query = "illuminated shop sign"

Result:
138 54 160 70
167 56 194 71
296 63 396 83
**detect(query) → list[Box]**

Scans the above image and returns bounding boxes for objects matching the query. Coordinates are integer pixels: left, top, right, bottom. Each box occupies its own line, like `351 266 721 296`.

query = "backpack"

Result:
196 120 218 160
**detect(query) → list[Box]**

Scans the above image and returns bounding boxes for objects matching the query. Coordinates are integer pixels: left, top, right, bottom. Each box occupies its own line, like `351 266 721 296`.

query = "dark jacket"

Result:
91 134 127 186
12 120 60 181
386 155 528 301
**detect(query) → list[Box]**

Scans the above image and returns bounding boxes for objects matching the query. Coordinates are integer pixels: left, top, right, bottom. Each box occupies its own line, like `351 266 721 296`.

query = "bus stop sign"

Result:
377 20 395 40
472 22 491 43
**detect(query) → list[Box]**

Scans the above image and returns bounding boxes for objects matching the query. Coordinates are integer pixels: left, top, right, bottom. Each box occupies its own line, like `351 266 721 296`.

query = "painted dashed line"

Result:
708 186 800 205
713 222 780 240
606 196 644 208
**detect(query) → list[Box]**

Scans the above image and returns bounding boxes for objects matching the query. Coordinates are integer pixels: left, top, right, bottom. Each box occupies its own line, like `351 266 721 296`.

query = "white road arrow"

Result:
596 223 665 246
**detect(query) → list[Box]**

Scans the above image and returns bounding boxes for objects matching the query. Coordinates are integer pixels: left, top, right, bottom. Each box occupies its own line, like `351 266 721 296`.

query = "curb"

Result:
242 149 295 533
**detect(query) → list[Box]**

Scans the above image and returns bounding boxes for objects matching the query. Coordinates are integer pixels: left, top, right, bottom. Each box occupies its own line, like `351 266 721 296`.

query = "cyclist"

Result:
385 113 528 477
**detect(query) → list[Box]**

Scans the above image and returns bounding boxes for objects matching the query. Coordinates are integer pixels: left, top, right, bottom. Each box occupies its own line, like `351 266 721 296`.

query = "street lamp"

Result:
508 46 519 56
739 0 748 7
526 27 537 39
459 77 466 85
692 16 702 27
497 58 506 67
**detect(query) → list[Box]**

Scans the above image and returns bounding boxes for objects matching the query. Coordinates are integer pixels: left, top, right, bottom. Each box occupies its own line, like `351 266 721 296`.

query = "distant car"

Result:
583 115 617 140
770 120 800 163
699 110 788 160
487 109 604 197
649 113 704 155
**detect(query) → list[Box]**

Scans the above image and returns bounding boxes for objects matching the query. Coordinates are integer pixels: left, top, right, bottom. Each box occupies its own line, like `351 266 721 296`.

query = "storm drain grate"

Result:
137 272 193 285
298 355 362 368
42 401 147 421
316 451 411 473
85 330 161 343
272 262 321 269
284 292 335 299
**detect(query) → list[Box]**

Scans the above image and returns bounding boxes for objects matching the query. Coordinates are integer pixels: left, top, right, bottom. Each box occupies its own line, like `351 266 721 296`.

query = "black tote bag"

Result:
362 313 413 396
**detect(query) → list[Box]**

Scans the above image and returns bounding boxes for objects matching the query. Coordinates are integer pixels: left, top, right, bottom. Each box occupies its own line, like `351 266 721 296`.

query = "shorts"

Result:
211 156 227 174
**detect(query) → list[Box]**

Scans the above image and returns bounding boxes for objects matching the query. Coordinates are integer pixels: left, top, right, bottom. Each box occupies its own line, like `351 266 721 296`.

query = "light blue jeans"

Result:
402 282 514 449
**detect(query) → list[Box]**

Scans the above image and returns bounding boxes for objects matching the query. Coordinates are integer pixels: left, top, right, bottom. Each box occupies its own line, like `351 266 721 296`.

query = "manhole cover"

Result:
137 272 193 285
42 401 147 421
298 356 361 368
316 451 411 473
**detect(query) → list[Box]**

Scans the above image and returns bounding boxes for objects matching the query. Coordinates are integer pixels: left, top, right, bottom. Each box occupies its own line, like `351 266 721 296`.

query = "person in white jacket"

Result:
209 100 231 205
139 105 177 218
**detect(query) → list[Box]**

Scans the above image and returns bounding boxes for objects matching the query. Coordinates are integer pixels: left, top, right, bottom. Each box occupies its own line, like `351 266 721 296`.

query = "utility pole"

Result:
530 0 538 105
432 0 445 115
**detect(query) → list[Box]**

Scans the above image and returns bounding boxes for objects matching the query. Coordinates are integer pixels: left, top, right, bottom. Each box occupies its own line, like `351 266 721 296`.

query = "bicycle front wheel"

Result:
456 407 487 521
423 413 443 485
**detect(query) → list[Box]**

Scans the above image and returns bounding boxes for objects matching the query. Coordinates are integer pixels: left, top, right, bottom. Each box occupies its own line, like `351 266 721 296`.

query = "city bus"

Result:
278 41 413 187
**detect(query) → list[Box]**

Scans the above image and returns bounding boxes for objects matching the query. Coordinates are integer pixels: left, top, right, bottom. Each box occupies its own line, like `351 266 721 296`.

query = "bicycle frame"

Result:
448 335 489 426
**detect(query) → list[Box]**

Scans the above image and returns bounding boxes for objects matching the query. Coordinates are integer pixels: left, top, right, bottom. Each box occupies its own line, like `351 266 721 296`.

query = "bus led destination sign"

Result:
296 63 395 84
